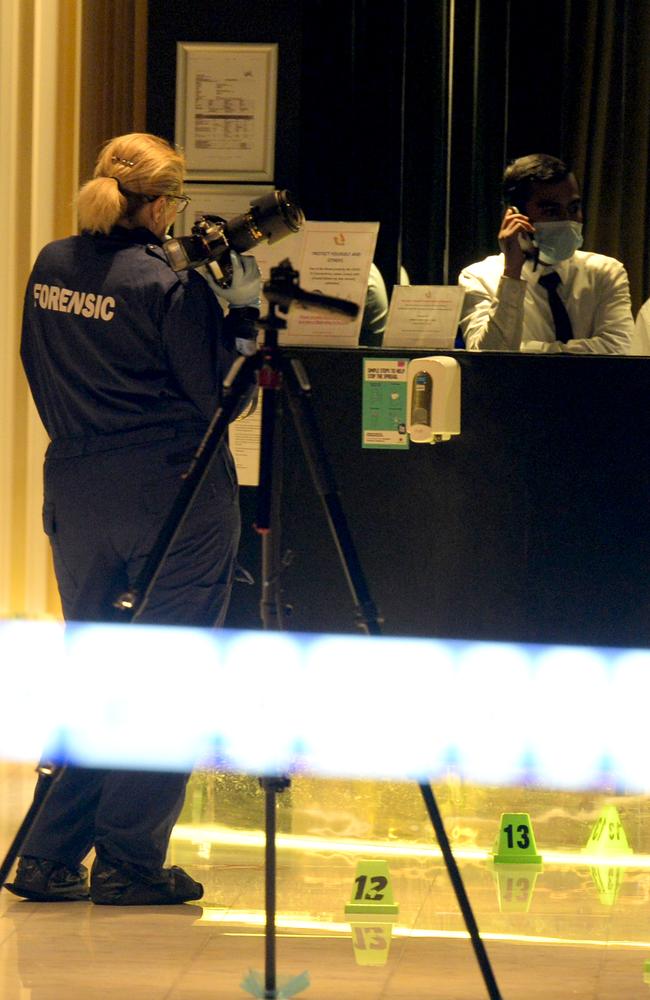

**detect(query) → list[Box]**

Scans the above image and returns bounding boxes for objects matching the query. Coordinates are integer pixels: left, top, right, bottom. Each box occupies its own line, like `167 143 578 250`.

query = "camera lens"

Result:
273 191 304 234
163 190 305 272
244 191 305 246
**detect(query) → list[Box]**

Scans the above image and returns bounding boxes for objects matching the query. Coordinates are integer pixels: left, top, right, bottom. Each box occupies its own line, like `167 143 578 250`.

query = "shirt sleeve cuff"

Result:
497 274 527 306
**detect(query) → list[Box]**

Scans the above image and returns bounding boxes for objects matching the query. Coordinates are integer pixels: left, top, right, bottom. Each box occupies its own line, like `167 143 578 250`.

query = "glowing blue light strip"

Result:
1 620 649 792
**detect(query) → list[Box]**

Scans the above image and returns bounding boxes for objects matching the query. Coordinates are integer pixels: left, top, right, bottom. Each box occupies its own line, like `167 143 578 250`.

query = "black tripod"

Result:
231 267 502 1000
1 263 502 1000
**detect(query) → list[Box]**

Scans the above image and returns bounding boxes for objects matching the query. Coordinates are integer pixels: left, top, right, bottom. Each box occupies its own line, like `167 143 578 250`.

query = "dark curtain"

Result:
445 0 650 309
145 0 650 311
561 0 650 312
298 1 408 286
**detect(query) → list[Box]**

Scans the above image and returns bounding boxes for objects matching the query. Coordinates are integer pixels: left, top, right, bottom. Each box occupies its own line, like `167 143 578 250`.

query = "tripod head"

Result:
261 259 359 325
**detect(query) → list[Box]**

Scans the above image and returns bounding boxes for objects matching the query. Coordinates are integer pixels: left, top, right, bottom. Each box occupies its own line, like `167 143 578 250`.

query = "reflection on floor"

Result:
1 762 650 999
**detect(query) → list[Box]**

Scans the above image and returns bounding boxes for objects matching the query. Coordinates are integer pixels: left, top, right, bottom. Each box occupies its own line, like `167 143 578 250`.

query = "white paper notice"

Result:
383 285 465 349
185 49 271 175
251 221 379 347
228 391 262 487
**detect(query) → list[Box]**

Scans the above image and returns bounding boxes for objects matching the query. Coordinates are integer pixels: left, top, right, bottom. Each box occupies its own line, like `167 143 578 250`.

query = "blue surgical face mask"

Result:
534 221 583 264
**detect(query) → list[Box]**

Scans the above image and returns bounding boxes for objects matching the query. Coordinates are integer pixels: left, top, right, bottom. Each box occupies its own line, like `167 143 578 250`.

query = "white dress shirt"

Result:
458 250 634 354
632 298 650 355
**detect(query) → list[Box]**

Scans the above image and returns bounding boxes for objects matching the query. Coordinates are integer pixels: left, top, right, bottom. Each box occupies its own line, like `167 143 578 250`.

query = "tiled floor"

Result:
1 763 649 998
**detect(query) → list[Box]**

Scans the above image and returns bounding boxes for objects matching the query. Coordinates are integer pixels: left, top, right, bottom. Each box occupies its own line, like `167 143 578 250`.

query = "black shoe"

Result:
90 856 203 906
4 856 89 902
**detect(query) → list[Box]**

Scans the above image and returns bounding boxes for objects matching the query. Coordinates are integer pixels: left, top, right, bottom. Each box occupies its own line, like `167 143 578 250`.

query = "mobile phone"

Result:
511 206 536 253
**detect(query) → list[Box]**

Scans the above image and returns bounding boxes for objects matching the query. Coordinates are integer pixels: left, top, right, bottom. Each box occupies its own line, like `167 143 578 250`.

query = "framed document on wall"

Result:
175 42 278 181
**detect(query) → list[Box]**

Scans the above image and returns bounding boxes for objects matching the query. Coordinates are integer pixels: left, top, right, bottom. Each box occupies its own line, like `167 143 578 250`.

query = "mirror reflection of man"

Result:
458 153 634 353
633 296 650 354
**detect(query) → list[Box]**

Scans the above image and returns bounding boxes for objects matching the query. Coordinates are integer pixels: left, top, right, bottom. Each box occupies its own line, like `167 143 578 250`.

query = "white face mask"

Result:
534 221 584 264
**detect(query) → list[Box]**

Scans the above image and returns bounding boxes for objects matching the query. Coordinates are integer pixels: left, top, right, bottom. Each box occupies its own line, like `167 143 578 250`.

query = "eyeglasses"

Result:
166 193 191 213
116 182 191 214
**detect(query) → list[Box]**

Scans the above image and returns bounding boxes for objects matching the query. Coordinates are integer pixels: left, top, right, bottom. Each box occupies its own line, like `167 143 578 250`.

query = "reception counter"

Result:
227 349 650 648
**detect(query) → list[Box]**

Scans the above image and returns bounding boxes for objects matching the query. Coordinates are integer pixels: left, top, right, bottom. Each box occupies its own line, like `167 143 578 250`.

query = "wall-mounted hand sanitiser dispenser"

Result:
406 356 461 444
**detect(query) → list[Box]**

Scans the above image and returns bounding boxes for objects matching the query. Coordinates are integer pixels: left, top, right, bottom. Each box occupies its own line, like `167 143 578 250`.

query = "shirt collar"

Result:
522 255 572 284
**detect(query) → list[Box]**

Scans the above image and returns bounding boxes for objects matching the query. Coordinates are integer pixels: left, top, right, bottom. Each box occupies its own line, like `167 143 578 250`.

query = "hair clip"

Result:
111 155 135 167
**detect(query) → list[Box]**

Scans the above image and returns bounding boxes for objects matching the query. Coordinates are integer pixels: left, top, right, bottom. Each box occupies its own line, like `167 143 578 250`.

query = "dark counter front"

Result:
226 349 650 648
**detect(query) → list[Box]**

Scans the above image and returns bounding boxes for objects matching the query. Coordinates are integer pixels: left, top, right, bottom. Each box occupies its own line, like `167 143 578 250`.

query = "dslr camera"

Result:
162 189 304 287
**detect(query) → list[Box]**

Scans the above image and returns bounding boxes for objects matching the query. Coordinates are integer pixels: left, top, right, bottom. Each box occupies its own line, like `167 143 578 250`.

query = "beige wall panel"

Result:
1 0 81 618
0 0 36 616
2 0 147 618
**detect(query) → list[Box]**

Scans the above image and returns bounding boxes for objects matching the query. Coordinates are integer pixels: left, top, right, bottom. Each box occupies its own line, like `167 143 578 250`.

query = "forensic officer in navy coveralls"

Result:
6 133 262 905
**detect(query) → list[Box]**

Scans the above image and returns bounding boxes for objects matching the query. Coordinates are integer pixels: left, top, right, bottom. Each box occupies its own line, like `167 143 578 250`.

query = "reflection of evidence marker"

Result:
492 813 542 865
349 914 393 966
643 958 650 985
583 805 633 857
491 862 542 914
345 859 399 914
589 864 625 907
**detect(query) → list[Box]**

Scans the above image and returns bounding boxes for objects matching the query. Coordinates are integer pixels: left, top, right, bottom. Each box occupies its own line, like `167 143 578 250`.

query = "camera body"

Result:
162 190 304 287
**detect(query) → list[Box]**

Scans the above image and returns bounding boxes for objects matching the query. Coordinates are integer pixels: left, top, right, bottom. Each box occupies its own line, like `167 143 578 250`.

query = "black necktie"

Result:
538 271 573 343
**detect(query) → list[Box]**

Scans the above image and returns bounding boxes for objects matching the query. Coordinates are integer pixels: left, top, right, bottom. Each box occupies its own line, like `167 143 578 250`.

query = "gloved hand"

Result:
214 251 262 309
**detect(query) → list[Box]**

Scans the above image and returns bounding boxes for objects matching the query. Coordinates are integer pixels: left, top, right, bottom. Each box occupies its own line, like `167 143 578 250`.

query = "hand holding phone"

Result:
510 206 536 253
499 206 536 278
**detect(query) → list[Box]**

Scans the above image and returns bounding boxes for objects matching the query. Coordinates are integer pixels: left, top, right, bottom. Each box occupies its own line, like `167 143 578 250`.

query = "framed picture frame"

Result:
174 183 275 237
175 42 278 181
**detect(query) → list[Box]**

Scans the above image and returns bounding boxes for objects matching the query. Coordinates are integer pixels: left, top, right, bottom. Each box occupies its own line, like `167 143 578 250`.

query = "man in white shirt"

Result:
458 154 634 354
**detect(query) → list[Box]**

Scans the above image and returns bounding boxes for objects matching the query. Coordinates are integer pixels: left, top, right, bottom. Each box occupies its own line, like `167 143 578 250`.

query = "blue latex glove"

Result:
200 250 262 308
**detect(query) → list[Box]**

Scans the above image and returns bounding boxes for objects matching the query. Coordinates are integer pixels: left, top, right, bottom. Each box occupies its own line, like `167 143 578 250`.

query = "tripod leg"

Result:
116 352 260 621
256 377 286 630
264 784 278 998
0 764 62 890
259 777 289 999
419 782 503 1000
283 358 382 635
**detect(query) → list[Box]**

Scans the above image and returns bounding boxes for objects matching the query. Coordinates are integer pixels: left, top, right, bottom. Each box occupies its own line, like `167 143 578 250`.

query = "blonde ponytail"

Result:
77 176 127 234
76 133 186 234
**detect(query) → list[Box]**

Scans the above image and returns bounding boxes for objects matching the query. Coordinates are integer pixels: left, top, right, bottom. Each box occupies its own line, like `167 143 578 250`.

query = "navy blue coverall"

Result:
19 225 253 871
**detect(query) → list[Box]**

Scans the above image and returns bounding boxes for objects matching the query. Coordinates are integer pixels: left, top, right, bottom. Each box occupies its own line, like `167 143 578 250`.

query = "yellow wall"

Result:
0 0 147 618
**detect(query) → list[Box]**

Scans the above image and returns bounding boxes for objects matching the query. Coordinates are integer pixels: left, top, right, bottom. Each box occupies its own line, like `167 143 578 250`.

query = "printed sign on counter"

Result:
252 221 379 348
362 358 409 450
383 285 465 349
